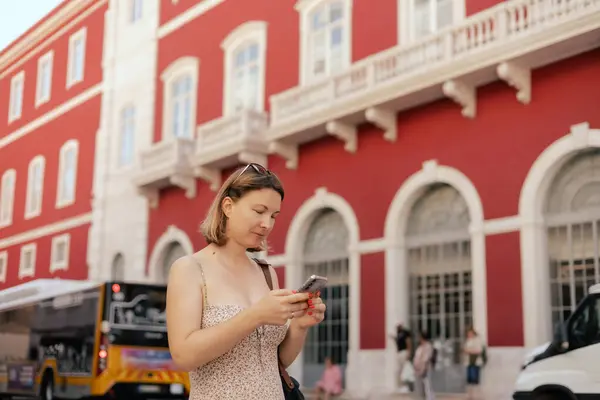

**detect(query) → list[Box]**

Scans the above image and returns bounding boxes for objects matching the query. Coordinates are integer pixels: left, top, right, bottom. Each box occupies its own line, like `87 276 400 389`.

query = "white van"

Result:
513 283 600 400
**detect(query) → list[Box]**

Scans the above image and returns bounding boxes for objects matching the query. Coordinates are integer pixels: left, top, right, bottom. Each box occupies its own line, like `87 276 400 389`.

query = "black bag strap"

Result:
253 257 295 390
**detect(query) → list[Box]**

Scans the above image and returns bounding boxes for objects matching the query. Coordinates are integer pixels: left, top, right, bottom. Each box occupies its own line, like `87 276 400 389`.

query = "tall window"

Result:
221 21 267 115
399 0 464 44
36 51 54 106
130 0 143 22
50 234 70 273
8 71 25 123
160 57 199 140
299 0 352 84
0 169 16 227
25 156 45 219
67 28 87 87
119 106 136 166
0 251 6 283
57 140 78 208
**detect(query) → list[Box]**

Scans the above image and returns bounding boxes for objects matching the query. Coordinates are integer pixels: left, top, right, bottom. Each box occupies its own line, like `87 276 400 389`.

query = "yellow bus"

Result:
0 278 189 400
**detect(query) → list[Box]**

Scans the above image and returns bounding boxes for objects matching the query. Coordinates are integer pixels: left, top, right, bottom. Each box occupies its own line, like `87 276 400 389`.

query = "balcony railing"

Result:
268 0 600 159
193 109 269 190
133 137 196 207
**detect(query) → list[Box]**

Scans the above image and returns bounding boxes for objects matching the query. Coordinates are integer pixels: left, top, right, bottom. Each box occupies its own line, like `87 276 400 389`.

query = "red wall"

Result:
0 2 106 289
0 224 90 289
0 2 106 139
148 48 600 349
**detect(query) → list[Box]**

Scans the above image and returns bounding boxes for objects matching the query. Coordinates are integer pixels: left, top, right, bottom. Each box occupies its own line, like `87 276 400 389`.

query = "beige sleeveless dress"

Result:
188 260 288 400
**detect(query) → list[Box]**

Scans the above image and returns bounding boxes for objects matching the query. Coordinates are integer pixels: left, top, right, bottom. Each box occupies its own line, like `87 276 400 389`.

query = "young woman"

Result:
166 163 327 399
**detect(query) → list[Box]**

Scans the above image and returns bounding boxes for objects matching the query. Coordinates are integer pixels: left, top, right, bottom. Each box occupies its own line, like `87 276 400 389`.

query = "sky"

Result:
0 1 64 52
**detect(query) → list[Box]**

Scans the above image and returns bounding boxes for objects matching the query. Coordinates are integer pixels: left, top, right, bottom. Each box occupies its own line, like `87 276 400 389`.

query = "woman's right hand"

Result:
249 289 311 326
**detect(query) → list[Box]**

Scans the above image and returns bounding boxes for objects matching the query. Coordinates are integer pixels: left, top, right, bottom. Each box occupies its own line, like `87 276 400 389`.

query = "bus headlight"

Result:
170 383 184 395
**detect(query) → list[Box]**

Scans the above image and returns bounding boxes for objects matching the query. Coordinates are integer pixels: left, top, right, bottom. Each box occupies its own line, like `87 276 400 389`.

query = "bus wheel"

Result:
40 371 55 400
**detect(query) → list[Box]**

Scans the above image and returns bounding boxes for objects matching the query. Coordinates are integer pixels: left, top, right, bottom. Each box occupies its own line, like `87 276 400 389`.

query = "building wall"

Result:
87 0 159 282
0 0 107 289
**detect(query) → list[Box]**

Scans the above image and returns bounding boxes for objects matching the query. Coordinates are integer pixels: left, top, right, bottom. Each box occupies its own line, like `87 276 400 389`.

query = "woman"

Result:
166 163 327 400
314 357 343 400
463 327 485 399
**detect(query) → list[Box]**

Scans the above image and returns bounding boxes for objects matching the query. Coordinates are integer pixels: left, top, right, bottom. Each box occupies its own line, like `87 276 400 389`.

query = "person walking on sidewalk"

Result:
389 322 413 392
413 330 436 400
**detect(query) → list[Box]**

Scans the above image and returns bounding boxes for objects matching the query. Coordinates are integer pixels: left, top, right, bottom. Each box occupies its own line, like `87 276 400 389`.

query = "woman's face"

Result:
225 188 281 249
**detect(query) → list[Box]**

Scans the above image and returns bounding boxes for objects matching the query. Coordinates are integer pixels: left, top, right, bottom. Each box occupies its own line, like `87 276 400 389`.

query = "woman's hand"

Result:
249 289 310 326
291 291 326 329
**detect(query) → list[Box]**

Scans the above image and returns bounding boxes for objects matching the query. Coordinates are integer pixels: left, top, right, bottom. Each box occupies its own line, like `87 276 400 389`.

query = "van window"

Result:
568 296 600 349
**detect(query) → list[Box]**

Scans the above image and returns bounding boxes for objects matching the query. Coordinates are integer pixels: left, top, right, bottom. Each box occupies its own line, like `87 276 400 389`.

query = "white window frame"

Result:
67 27 87 88
50 233 70 273
160 57 199 140
25 155 45 219
36 51 54 107
397 0 465 45
221 21 267 116
0 251 7 283
130 0 143 22
296 0 353 85
56 140 79 208
0 169 16 228
19 243 36 280
119 105 136 167
8 71 25 123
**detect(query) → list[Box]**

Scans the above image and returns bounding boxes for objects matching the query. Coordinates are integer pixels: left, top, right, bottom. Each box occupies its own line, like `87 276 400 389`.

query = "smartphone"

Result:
298 275 328 293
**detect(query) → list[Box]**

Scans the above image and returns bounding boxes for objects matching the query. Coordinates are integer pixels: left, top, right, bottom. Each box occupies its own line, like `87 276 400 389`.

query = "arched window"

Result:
25 156 45 219
221 21 267 115
161 57 199 140
0 169 16 227
56 140 79 208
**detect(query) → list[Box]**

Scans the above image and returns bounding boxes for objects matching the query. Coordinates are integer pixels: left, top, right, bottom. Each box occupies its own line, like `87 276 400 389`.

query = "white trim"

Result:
283 186 360 387
25 155 46 220
160 56 200 140
382 159 487 391
66 27 87 89
296 0 353 85
0 0 104 77
35 50 54 107
0 251 6 283
50 233 71 273
147 225 195 282
221 21 267 115
397 0 466 45
157 0 226 39
484 215 521 235
0 169 16 228
0 212 92 249
0 83 102 150
56 139 79 208
19 243 37 280
8 71 25 124
519 121 600 348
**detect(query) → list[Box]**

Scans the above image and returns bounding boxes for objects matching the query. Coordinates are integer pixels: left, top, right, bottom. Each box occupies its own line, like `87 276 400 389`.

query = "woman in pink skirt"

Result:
315 357 343 400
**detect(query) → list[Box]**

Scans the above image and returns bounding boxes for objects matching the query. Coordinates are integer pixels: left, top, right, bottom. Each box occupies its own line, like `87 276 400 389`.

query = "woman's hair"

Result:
199 163 284 252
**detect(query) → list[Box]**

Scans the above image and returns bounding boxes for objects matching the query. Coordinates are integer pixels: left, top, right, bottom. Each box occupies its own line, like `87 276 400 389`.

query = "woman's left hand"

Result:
292 291 326 329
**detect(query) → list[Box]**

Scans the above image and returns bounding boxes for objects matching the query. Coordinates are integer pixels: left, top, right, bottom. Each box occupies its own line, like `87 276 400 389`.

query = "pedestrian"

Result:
165 163 327 399
389 322 412 392
413 330 436 400
464 327 485 399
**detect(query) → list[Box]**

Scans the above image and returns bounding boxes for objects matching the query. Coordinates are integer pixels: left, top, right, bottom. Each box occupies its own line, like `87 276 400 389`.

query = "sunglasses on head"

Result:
230 163 270 185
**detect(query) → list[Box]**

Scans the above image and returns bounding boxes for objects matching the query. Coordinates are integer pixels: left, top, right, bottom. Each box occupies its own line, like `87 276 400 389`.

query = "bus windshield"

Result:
103 283 168 347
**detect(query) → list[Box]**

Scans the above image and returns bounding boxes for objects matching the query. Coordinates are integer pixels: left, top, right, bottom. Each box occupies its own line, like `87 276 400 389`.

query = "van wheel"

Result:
40 371 55 400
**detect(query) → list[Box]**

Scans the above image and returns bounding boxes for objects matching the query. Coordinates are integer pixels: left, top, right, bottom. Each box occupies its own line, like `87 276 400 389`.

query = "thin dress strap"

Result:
191 256 208 309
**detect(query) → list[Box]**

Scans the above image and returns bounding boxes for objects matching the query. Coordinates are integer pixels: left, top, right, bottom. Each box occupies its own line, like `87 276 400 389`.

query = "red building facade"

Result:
1 0 599 397
134 0 600 397
0 0 107 288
